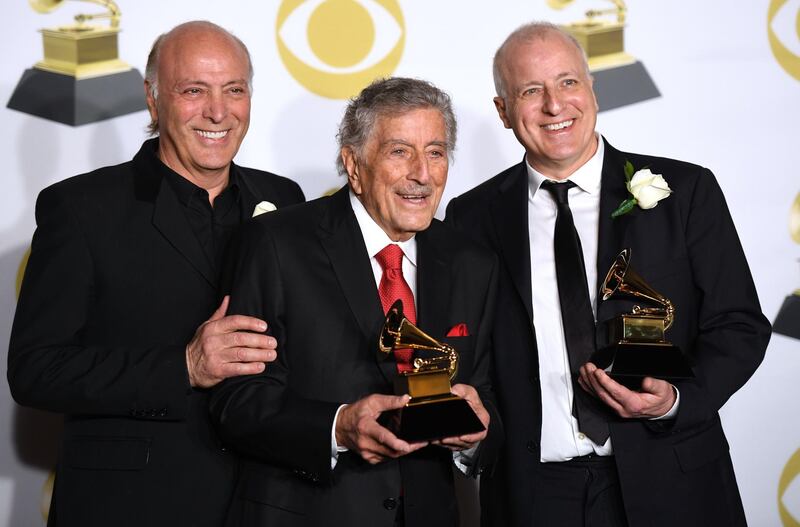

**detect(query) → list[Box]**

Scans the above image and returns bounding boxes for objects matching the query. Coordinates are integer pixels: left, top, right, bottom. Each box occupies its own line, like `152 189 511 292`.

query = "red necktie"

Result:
375 244 416 372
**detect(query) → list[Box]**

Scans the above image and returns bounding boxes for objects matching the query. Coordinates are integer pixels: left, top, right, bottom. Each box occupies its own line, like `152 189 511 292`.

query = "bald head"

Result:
493 22 590 99
145 21 253 134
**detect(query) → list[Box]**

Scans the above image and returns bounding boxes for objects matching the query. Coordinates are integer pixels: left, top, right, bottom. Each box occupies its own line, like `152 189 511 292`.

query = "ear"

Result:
341 147 362 195
144 81 158 126
493 96 512 129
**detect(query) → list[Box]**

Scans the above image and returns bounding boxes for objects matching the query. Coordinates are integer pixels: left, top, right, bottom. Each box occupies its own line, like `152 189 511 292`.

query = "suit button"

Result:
158 408 167 417
383 498 397 510
526 440 539 453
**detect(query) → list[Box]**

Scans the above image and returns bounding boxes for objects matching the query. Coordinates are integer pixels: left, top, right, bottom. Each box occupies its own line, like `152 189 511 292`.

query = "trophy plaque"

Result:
7 0 146 126
591 249 694 389
378 300 485 442
773 192 800 339
546 0 660 111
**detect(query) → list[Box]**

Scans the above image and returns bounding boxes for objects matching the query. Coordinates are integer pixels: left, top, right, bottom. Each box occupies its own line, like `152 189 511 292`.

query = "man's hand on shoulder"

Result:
578 362 676 418
186 296 278 388
433 383 489 451
335 393 427 465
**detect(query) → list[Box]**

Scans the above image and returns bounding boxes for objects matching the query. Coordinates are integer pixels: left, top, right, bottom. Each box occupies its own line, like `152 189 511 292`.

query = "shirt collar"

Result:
153 138 240 208
348 189 417 267
526 133 604 198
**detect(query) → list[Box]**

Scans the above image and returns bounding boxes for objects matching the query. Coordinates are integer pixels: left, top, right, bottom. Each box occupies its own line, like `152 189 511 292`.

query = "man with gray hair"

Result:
9 20 303 526
210 76 501 526
447 21 769 527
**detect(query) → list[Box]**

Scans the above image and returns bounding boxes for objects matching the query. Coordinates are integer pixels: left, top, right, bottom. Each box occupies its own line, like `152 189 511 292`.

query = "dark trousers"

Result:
532 455 628 527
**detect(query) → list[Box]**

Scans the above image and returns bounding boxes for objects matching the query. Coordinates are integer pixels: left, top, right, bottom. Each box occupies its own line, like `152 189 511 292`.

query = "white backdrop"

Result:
1 1 799 525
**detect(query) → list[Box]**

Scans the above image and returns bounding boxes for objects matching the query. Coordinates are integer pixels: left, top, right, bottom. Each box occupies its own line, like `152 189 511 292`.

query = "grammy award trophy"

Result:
7 0 146 125
591 249 694 389
546 0 660 111
378 300 485 442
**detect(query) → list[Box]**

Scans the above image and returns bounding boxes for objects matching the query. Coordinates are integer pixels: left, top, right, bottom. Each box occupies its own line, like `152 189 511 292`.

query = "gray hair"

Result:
336 77 457 177
492 21 590 99
145 21 254 135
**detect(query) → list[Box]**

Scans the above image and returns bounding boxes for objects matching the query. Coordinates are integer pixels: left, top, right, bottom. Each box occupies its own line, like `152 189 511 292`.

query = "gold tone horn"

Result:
601 249 674 329
29 0 62 13
546 0 573 9
379 300 458 379
29 0 121 28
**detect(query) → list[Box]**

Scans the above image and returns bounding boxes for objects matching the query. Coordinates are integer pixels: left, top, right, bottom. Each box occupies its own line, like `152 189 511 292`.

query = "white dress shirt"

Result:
528 136 611 461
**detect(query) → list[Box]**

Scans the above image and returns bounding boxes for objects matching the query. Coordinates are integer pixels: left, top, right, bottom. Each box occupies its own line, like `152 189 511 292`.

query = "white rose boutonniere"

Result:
252 200 277 217
611 161 672 218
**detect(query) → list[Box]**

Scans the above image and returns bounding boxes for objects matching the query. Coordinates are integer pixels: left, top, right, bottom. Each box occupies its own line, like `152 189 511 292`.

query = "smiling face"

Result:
494 31 598 180
145 26 251 187
343 107 449 242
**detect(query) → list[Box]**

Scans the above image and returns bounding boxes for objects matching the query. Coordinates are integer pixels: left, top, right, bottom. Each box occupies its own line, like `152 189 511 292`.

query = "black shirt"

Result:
157 155 243 275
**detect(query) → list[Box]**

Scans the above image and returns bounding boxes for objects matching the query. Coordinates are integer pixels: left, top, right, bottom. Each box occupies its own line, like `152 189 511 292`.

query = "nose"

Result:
409 153 431 184
542 88 563 115
203 90 227 123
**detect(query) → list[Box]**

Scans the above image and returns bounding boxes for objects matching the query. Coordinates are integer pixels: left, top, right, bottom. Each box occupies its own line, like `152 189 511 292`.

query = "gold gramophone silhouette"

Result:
378 300 485 442
7 0 146 125
773 192 800 339
546 0 660 111
590 249 693 389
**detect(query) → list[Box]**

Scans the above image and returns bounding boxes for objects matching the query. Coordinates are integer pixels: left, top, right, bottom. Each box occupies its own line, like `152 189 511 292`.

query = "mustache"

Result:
395 184 433 197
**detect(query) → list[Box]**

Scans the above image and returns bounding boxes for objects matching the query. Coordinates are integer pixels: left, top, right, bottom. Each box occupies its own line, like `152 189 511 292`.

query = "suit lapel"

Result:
317 187 393 382
596 139 634 325
152 181 217 287
416 224 450 338
236 164 276 224
491 162 534 323
132 141 217 288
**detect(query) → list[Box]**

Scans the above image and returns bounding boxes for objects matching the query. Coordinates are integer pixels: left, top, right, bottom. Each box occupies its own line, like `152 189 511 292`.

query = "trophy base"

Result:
382 394 485 443
593 60 660 112
7 68 147 126
591 342 694 390
773 294 800 339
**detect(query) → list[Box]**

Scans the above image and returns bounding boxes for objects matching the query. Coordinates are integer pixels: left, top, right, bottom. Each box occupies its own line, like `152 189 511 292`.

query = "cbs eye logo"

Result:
276 0 405 99
780 449 800 527
768 0 800 81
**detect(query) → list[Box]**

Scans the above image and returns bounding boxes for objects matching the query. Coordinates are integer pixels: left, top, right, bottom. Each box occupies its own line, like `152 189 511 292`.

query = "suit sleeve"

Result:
210 220 339 480
670 169 770 432
7 185 191 419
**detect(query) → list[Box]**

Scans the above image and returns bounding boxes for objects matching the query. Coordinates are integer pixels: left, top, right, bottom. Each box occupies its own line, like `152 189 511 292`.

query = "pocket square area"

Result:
446 323 468 337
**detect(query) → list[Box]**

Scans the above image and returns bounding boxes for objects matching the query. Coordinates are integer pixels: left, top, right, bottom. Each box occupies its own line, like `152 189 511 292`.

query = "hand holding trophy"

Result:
590 249 694 389
378 300 485 442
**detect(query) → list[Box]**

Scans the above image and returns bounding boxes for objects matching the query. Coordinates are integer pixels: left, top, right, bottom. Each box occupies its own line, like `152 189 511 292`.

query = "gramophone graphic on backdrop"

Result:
7 0 146 126
547 0 660 111
773 192 800 339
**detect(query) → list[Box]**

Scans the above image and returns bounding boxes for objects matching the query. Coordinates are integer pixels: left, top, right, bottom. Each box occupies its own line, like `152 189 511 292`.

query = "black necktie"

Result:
542 180 609 445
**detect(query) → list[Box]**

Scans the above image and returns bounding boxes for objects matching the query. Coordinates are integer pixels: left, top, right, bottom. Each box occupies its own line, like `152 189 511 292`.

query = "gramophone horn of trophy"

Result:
7 0 146 126
378 300 485 442
590 249 694 389
546 0 660 111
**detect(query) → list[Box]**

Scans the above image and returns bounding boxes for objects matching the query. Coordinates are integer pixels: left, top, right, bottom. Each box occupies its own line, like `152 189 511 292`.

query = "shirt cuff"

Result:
649 385 680 420
331 404 349 469
452 443 480 475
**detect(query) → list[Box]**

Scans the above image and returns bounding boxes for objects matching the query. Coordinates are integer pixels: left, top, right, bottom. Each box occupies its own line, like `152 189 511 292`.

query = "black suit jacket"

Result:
210 186 501 527
7 138 304 527
446 139 770 527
